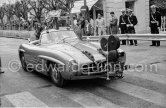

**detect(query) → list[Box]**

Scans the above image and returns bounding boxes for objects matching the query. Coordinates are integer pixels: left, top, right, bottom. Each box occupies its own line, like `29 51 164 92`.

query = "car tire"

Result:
20 53 33 72
20 53 28 71
50 63 66 87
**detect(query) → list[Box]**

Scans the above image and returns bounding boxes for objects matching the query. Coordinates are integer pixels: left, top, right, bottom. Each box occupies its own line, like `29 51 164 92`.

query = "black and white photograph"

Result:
0 0 166 107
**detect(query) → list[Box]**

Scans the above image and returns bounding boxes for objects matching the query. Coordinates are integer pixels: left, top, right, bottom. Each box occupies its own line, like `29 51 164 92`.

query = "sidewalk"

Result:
121 41 166 65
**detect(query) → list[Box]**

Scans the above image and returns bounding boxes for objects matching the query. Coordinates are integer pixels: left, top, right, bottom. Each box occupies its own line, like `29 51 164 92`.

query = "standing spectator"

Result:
126 9 138 46
73 17 77 26
35 23 44 40
90 17 94 36
73 16 77 31
66 17 71 27
75 20 82 40
119 9 128 45
96 14 105 36
77 13 85 36
109 11 118 35
149 5 161 47
84 20 93 36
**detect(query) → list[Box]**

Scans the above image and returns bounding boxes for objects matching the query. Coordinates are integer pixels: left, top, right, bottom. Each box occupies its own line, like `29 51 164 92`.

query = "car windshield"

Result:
41 30 78 44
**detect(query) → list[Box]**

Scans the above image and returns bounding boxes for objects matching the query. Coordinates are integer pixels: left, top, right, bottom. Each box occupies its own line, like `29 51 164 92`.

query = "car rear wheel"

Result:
50 63 66 87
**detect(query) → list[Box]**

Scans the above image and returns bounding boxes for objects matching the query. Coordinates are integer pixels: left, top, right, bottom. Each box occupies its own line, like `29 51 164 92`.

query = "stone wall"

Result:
0 30 35 40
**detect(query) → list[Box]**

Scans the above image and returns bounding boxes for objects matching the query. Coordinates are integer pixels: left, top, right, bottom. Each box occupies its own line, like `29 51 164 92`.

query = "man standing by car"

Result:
35 23 44 40
96 14 105 36
126 9 138 46
149 5 161 47
119 9 128 45
109 11 118 35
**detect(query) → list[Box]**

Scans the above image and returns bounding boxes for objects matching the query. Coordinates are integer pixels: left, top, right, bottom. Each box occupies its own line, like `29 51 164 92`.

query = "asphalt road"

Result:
0 37 166 108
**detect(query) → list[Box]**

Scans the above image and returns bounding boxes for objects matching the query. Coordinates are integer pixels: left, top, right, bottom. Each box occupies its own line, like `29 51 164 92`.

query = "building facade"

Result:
103 0 150 33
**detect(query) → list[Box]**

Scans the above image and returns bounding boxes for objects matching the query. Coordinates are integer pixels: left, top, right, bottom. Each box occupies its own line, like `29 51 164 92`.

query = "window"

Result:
125 1 135 11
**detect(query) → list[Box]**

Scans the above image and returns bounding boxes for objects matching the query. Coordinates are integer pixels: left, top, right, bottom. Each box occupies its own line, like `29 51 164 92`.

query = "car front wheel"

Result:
50 63 66 87
20 54 28 71
20 53 33 72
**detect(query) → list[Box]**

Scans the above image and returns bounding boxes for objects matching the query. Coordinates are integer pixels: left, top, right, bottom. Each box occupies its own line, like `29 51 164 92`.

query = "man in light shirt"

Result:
96 14 105 36
90 17 94 35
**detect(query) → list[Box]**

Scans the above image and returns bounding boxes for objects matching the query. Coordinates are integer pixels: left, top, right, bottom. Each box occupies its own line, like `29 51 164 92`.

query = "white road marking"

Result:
125 71 166 85
106 80 166 107
51 88 124 108
5 91 48 107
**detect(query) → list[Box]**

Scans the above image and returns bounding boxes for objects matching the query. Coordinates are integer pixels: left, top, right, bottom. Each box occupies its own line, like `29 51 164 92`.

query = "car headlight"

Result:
68 60 78 72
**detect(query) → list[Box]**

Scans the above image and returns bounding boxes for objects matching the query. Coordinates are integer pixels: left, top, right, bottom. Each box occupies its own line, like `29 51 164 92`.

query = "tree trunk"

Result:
0 19 4 30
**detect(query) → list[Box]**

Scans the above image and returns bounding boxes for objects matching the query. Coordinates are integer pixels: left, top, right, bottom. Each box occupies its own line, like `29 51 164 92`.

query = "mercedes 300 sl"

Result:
19 28 126 87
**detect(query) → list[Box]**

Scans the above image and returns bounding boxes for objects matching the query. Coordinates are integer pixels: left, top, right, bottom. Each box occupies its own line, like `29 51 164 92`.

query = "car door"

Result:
28 33 50 74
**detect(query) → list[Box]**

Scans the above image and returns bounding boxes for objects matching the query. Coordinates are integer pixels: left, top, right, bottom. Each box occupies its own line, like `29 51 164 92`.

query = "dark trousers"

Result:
120 27 127 45
151 27 160 46
127 26 137 45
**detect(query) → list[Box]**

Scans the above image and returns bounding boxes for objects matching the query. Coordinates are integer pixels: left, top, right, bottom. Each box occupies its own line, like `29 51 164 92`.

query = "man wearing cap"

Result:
126 9 138 45
150 5 161 46
119 9 128 45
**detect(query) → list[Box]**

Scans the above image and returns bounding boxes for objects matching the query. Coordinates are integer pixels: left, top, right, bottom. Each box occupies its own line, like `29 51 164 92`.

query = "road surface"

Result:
0 37 166 108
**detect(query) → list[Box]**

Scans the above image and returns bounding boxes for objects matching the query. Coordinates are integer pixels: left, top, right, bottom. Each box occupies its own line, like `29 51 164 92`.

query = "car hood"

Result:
45 41 105 64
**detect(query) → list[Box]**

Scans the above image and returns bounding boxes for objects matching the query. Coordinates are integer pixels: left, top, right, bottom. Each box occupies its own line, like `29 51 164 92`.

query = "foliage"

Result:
42 0 75 12
0 6 5 29
150 0 166 9
0 6 5 21
13 0 29 21
27 0 45 23
0 0 75 36
3 3 15 24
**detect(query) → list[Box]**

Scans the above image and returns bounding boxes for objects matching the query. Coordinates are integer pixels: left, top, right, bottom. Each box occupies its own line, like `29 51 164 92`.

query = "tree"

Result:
150 0 166 16
150 0 166 9
42 0 75 13
27 0 45 23
0 6 5 29
42 0 75 29
13 0 29 21
3 3 15 29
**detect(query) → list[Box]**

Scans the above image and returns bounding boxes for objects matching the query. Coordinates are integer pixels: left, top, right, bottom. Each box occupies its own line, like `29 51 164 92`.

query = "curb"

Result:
0 30 35 40
0 35 28 40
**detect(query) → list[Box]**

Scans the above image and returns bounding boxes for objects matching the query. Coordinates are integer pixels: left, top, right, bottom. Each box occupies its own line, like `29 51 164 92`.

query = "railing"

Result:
82 34 166 44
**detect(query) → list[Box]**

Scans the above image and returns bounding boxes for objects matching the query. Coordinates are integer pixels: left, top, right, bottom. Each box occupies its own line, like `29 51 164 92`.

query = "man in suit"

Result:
119 9 128 45
126 9 138 46
150 5 161 46
109 11 118 35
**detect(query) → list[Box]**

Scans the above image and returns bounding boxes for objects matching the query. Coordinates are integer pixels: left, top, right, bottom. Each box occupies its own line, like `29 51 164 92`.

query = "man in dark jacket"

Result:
35 23 44 40
126 9 138 46
149 5 161 46
119 9 128 45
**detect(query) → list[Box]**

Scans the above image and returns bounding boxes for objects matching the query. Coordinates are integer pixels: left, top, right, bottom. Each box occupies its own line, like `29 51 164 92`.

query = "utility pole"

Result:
84 0 86 6
81 0 89 20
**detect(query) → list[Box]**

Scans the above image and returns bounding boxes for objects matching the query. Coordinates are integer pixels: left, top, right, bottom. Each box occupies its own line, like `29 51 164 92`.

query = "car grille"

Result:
81 60 107 74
